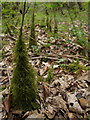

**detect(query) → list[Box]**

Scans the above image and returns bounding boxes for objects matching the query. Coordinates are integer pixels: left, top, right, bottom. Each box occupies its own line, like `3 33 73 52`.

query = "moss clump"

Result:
11 35 38 111
45 67 54 83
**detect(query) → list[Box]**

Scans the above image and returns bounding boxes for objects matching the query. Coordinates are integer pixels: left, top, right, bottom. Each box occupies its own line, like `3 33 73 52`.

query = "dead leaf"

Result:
42 82 50 101
22 111 30 119
46 96 68 112
67 92 84 114
79 98 89 110
3 94 12 114
51 80 61 88
68 112 76 119
26 110 45 120
2 88 9 97
84 112 88 119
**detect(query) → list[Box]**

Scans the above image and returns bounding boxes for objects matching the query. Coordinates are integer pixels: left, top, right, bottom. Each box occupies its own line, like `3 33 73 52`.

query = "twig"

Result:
7 68 11 91
31 56 58 60
61 55 88 61
6 35 17 41
31 54 88 62
25 6 29 15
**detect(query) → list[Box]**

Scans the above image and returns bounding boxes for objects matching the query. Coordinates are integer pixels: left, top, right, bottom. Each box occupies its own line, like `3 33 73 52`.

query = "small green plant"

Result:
56 58 68 69
0 86 6 92
31 45 41 53
45 66 54 83
2 50 6 59
67 59 88 75
59 64 68 69
43 43 52 48
41 57 49 62
76 37 88 47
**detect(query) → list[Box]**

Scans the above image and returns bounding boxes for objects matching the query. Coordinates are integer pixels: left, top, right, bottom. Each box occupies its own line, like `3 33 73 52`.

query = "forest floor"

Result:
0 22 90 119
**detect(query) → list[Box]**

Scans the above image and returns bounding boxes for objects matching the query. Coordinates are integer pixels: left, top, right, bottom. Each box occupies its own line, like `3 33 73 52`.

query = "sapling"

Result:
29 3 37 47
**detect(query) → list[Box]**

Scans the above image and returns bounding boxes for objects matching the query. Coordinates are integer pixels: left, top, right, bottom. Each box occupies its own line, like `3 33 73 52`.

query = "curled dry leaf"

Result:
12 110 23 116
2 88 9 97
84 112 88 119
44 104 56 119
39 66 49 76
22 111 30 119
68 112 76 119
3 94 12 114
86 93 90 108
67 92 84 114
46 96 68 112
26 110 45 120
54 96 68 111
50 87 58 96
42 82 50 101
51 80 61 88
79 98 89 110
44 95 68 119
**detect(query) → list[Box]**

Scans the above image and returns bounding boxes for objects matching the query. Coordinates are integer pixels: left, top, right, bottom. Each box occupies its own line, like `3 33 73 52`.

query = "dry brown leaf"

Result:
84 112 88 119
42 82 50 101
67 92 84 114
54 96 68 111
47 104 55 114
3 94 12 114
39 66 49 76
50 88 57 96
1 76 8 83
68 112 76 119
79 98 89 110
12 110 23 115
46 96 68 112
51 80 61 88
27 110 45 119
43 108 56 119
2 88 9 97
22 111 30 119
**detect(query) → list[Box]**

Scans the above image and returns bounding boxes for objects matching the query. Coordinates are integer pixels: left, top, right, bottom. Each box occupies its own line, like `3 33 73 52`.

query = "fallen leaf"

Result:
67 92 84 114
3 94 12 114
68 112 76 119
79 98 89 110
42 82 50 101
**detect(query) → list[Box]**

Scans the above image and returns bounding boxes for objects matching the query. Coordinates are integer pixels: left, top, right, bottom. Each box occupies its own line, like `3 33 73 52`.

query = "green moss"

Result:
45 67 54 83
11 35 39 111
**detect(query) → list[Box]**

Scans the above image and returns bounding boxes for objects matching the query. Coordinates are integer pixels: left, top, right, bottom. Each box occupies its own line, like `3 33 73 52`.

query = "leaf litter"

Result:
0 22 90 119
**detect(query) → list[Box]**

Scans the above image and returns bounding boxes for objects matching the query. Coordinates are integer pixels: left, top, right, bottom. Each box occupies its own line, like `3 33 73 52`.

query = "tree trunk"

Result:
54 12 58 34
29 3 37 47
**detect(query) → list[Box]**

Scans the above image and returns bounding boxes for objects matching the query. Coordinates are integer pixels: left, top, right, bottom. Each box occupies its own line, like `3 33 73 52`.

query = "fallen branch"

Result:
61 55 88 62
31 56 58 60
31 54 88 62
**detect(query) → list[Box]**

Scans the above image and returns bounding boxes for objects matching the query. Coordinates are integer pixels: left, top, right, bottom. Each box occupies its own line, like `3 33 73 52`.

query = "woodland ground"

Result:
0 2 90 120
